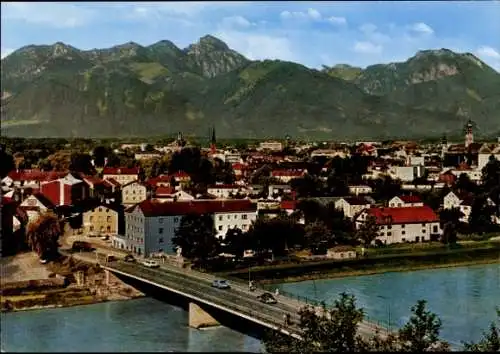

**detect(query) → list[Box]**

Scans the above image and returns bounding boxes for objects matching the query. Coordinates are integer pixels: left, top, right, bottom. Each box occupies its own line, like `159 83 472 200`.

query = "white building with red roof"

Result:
355 206 441 244
207 184 248 199
389 195 424 208
271 169 307 183
334 196 372 219
102 167 140 186
39 173 87 207
119 200 257 257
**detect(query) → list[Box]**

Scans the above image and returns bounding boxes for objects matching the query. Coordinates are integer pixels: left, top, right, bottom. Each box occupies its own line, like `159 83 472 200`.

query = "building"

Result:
388 195 424 208
390 166 426 182
40 173 88 206
152 187 194 202
258 141 283 151
334 196 372 219
82 204 119 235
102 167 140 186
477 144 500 171
19 193 56 224
443 191 474 223
207 184 247 199
121 180 148 205
134 151 163 161
355 206 441 244
119 200 257 257
3 169 67 189
327 246 357 260
271 169 306 183
348 185 373 196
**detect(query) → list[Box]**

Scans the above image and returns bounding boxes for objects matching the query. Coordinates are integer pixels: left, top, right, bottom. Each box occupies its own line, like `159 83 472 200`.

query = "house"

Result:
82 204 119 235
171 171 191 184
280 200 304 224
232 163 249 179
268 184 292 197
327 246 357 260
146 175 173 188
122 180 148 206
271 169 306 183
477 144 500 171
348 185 373 196
438 170 457 186
19 193 56 224
134 151 162 161
39 174 88 206
390 166 426 182
82 176 115 200
102 167 140 186
258 141 283 151
334 196 372 219
207 184 247 199
443 191 474 223
152 187 194 202
355 206 441 244
388 195 424 208
3 169 67 189
119 200 258 257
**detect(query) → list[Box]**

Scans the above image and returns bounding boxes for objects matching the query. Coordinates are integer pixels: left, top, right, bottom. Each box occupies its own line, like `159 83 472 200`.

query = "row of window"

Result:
217 224 248 232
218 214 249 221
89 216 112 222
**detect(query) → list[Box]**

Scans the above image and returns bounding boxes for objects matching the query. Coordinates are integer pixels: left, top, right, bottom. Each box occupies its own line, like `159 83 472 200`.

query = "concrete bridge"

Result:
67 251 389 340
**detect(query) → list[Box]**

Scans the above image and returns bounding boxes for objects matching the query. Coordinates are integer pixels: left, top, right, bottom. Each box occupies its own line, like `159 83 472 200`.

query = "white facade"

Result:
443 191 471 223
390 166 425 182
408 156 425 166
124 206 146 255
20 195 50 223
334 198 371 219
258 141 283 151
208 186 246 199
122 181 147 205
388 196 424 208
214 211 257 238
103 173 138 185
348 185 373 196
451 169 482 183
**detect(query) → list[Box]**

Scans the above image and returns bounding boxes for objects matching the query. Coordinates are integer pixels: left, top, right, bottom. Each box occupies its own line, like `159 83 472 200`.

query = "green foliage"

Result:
356 215 379 246
173 214 219 260
463 309 500 352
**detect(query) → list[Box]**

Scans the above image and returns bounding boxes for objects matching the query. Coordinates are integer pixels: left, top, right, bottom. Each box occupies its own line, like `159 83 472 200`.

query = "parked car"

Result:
212 280 230 289
101 235 110 241
142 260 160 268
257 292 277 304
72 241 95 252
105 255 116 262
123 254 136 263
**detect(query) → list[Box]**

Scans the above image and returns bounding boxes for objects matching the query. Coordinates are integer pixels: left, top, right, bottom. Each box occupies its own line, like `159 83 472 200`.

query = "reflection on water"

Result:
275 263 500 349
1 298 262 353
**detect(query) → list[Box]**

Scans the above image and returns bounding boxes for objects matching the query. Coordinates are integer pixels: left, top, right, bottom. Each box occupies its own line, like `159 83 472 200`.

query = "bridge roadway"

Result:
66 250 388 340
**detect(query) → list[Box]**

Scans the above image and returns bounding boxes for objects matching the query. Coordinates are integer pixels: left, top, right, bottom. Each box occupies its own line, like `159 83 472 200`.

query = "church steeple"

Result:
210 126 216 153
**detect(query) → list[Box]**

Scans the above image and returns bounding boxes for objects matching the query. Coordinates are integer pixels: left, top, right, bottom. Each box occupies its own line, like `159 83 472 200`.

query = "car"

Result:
123 254 136 263
212 280 230 289
105 255 116 262
257 292 277 304
142 260 160 268
72 241 95 252
101 235 110 241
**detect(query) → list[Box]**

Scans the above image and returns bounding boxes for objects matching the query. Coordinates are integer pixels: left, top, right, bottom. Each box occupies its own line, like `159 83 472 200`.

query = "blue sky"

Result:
1 1 500 70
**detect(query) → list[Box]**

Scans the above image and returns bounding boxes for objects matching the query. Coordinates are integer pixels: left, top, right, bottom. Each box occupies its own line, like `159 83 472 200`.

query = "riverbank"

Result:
226 243 500 284
1 253 144 313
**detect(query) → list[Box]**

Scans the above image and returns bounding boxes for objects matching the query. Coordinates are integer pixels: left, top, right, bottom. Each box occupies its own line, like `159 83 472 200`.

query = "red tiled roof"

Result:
31 192 56 209
271 170 304 177
399 195 422 203
102 167 140 175
7 169 66 182
280 200 297 210
146 175 172 187
232 163 247 170
173 171 190 178
83 176 107 186
103 178 121 187
133 199 257 217
366 206 438 225
155 186 175 196
207 184 241 189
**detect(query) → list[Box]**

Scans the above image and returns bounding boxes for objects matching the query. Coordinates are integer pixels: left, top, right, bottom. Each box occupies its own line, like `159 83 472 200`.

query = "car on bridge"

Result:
71 241 95 252
212 280 231 289
257 292 277 304
142 260 160 268
123 254 136 263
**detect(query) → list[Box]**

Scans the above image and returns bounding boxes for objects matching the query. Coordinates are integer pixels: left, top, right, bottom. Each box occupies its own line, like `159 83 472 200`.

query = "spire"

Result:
210 125 216 153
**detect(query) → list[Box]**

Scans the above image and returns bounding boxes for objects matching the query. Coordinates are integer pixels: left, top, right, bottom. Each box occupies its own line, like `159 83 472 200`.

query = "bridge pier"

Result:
188 302 220 329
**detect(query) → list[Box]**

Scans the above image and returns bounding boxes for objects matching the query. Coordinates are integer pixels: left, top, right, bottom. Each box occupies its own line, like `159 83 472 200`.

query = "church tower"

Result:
465 120 474 148
441 134 448 160
210 126 216 153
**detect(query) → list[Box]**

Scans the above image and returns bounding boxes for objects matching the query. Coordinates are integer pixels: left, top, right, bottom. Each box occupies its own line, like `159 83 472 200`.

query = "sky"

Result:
1 1 500 70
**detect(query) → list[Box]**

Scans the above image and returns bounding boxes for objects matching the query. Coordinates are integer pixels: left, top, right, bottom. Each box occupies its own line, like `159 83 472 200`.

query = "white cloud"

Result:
215 31 295 62
307 8 322 20
1 48 14 59
359 23 377 34
2 3 95 28
280 8 322 21
476 46 500 59
327 16 347 26
220 16 254 29
410 22 434 35
353 41 383 54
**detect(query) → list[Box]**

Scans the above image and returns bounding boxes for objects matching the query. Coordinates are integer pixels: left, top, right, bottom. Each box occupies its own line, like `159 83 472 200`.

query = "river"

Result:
1 263 499 352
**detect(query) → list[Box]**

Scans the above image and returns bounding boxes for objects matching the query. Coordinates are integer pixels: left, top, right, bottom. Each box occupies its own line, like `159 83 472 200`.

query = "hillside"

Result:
1 36 499 139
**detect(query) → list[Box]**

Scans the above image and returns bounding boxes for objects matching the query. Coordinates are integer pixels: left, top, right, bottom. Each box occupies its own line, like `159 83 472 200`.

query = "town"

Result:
2 121 500 268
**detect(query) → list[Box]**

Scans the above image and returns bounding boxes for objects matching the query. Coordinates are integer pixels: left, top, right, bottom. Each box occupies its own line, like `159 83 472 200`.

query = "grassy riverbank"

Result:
226 241 500 284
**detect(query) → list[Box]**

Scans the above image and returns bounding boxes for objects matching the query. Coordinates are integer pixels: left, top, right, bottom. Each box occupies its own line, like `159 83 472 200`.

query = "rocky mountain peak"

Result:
196 35 230 51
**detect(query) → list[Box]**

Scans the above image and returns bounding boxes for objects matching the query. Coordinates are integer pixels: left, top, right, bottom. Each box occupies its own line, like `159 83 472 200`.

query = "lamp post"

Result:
377 295 392 332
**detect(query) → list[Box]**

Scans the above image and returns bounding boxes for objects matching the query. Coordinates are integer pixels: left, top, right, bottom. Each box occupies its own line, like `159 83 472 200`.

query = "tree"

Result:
398 300 450 352
26 212 62 260
69 152 95 175
463 308 500 352
47 151 71 171
0 144 15 178
263 292 366 353
356 215 379 246
439 208 462 244
469 195 496 234
92 146 110 167
172 214 219 261
304 220 331 249
224 227 246 257
248 217 303 256
456 173 477 194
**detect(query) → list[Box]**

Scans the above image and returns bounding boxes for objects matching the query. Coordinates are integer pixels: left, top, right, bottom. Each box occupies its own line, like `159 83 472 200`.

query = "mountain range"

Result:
1 35 499 140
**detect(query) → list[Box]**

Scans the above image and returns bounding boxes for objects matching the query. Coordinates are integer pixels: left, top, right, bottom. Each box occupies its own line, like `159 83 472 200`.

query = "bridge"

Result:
67 251 389 340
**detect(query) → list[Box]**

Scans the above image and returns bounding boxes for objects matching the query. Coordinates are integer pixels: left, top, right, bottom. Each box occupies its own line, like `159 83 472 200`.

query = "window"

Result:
89 216 94 222
218 225 223 231
242 214 248 220
422 223 426 227
422 237 425 241
234 215 238 219
402 231 406 235
388 225 392 229
107 216 111 222
219 216 223 221
159 228 164 234
422 229 426 233
387 232 392 236
174 217 179 223
106 208 109 212
398 203 402 207
227 215 231 220
433 225 438 233
107 226 111 232
159 237 164 243
90 226 94 231
159 218 164 224
99 207 103 212
401 224 405 228
416 236 420 242
402 238 406 242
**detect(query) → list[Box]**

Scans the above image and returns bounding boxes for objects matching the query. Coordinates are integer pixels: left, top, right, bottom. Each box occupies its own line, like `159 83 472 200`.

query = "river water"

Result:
1 263 499 352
